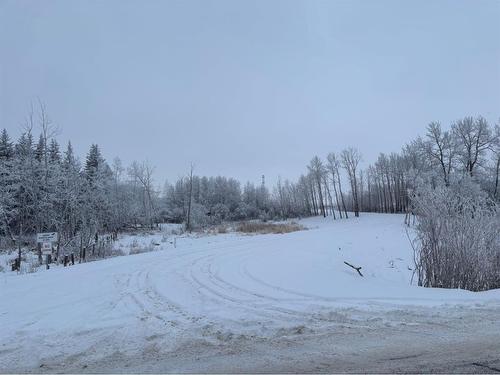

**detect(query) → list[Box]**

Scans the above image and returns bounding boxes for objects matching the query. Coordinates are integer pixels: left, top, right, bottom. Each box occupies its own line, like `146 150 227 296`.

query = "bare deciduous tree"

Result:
308 156 327 218
128 160 156 229
452 116 495 177
424 122 456 186
327 152 348 218
341 147 362 217
185 163 195 232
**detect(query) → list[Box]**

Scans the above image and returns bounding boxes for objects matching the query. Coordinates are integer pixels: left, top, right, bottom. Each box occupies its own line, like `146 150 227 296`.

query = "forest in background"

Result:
1 103 499 290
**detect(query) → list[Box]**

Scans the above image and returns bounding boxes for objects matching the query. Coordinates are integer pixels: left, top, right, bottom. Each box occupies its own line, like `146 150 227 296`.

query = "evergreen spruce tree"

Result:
15 132 34 159
84 144 102 183
35 133 45 162
49 139 61 163
0 129 14 160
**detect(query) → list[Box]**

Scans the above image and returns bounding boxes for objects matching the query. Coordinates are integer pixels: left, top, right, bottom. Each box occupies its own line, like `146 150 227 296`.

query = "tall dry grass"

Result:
236 221 304 234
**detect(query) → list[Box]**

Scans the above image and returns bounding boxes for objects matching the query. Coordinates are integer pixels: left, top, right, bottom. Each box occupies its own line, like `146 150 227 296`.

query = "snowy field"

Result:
1 214 500 373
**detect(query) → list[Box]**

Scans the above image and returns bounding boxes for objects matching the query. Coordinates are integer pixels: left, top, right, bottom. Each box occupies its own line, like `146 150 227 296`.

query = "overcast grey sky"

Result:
1 0 499 186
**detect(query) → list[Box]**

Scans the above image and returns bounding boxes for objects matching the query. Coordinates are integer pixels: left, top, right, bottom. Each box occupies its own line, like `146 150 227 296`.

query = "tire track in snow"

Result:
172 236 361 329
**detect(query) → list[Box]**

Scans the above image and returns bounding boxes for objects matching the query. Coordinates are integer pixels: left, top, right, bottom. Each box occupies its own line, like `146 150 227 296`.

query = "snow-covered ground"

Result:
1 214 499 373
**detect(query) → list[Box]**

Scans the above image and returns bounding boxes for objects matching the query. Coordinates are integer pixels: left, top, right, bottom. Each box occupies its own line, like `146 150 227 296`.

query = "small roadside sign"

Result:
37 232 58 243
42 242 52 255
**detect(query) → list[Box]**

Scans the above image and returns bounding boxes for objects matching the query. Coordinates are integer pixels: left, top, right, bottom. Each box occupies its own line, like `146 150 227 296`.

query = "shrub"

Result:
412 177 500 291
217 225 228 234
129 242 155 255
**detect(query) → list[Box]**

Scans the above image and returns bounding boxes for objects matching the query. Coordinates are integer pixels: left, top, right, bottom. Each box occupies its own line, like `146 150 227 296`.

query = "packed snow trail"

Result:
1 214 499 373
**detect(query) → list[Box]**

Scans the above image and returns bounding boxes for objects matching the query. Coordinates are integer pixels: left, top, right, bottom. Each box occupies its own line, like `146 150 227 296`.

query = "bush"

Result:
127 238 156 255
412 177 500 291
217 225 228 234
187 203 210 229
212 203 230 222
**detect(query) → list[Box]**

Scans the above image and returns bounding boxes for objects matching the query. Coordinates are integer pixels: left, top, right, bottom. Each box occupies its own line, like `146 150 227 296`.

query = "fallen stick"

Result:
344 261 363 277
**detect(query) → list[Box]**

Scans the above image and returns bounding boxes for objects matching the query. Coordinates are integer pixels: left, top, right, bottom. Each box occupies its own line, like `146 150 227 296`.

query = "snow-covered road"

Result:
1 214 499 373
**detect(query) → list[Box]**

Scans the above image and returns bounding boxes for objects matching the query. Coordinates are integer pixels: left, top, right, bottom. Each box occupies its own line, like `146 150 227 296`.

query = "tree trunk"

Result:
186 165 194 232
337 174 348 219
331 176 343 218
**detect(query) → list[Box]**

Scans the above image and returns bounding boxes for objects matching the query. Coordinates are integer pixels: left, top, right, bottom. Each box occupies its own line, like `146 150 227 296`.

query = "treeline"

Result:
0 105 293 254
0 104 161 257
162 173 271 229
2 108 499 245
273 116 500 221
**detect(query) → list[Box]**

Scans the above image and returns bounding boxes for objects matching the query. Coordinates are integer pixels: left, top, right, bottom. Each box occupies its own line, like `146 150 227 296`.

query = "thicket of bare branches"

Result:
411 178 500 291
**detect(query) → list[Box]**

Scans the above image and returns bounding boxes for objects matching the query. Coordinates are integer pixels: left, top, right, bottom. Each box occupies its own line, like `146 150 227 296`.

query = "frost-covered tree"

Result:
491 124 500 199
0 129 14 160
326 152 348 218
452 116 495 177
308 156 327 218
128 160 157 229
341 147 362 217
423 122 457 186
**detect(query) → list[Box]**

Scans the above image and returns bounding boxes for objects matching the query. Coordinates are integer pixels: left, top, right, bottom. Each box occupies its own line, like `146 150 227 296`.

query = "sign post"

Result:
36 232 58 244
36 232 58 269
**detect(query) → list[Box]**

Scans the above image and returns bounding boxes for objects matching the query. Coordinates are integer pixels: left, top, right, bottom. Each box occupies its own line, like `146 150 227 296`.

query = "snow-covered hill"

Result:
1 214 499 373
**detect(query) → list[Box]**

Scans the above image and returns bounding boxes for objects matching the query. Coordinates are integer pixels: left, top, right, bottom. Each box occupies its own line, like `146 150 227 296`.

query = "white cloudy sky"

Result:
1 0 499 186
